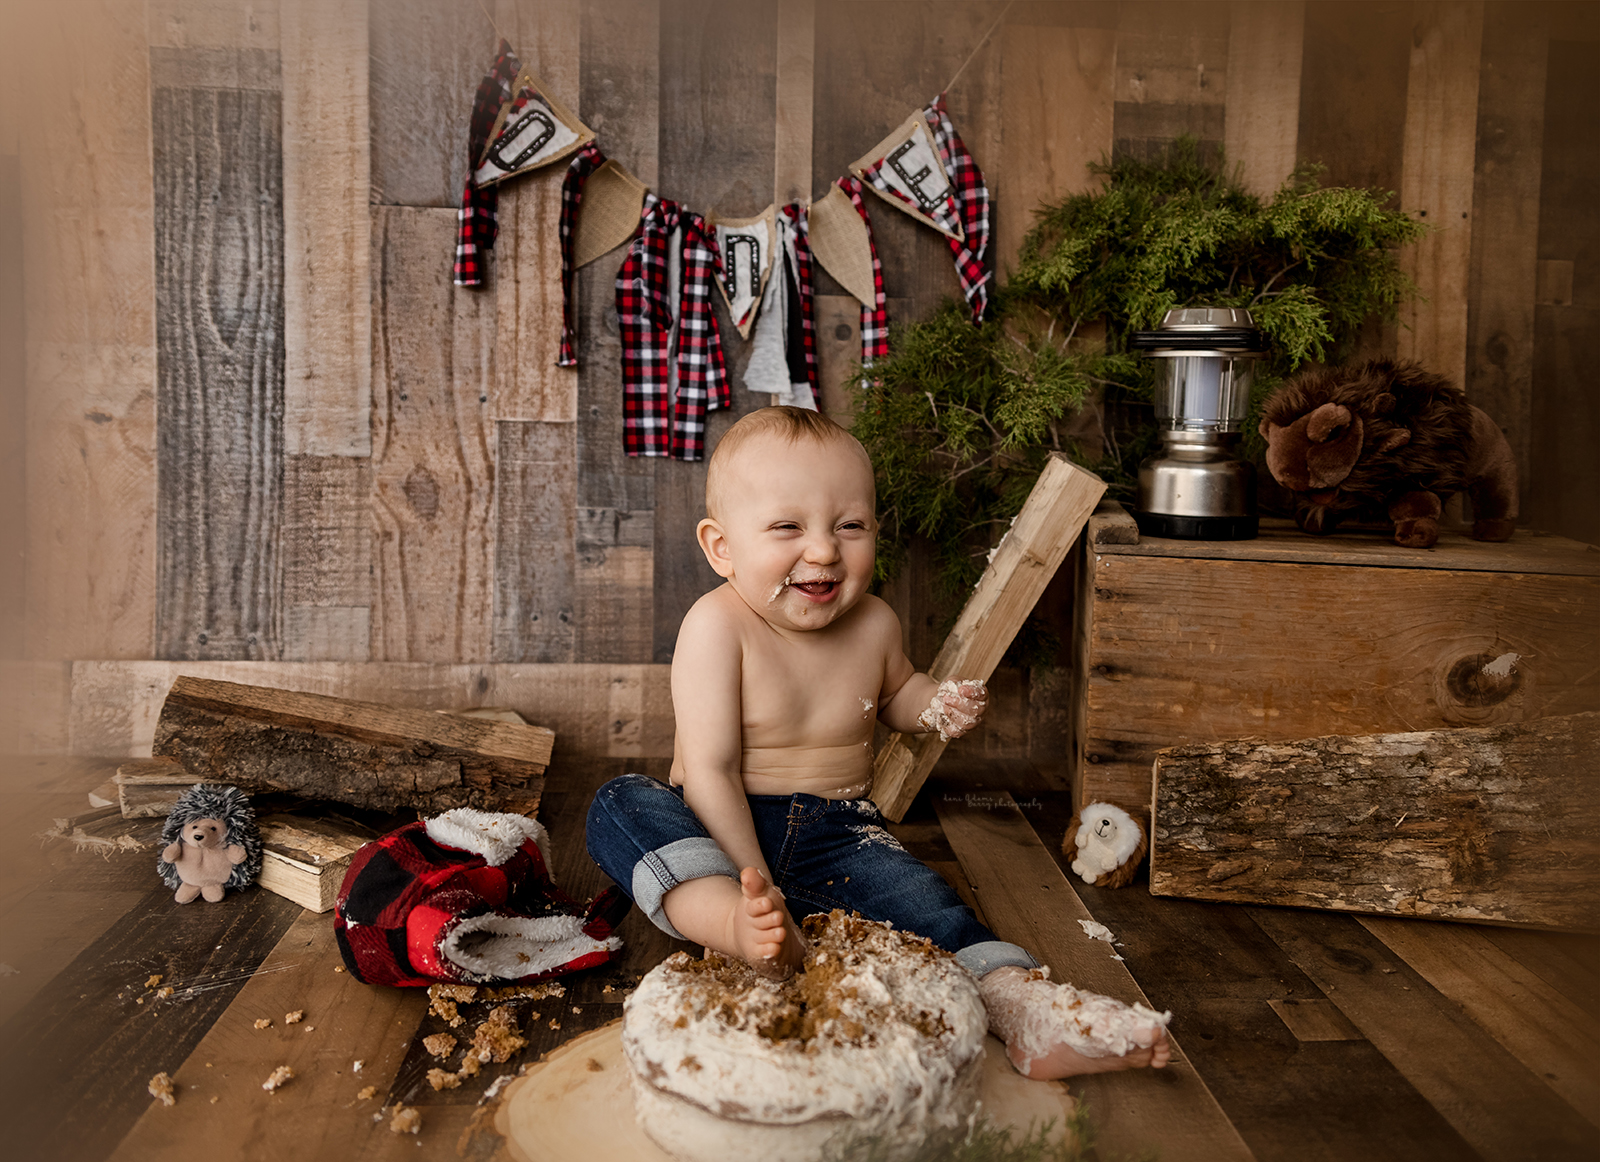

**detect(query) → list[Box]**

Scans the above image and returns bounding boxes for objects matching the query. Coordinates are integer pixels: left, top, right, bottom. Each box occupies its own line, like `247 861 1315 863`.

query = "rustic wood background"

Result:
2 0 1597 758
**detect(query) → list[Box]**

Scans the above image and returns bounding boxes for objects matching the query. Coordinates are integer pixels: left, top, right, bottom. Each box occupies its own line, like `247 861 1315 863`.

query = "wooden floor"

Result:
2 754 1597 1162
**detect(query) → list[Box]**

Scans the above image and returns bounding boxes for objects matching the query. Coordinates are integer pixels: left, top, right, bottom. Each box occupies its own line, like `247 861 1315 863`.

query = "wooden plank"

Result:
1465 1 1546 510
1477 926 1600 1022
1080 553 1600 807
1223 0 1303 197
68 661 674 762
0 661 71 755
151 59 285 662
996 25 1115 277
490 0 581 422
151 676 550 813
872 455 1105 820
934 788 1254 1162
493 421 578 663
280 0 371 457
574 516 655 664
1358 916 1600 1125
108 907 433 1162
1253 906 1600 1161
282 453 372 662
0 880 303 1162
1113 0 1229 165
773 0 814 207
369 0 488 208
1151 713 1600 931
1265 998 1364 1042
1396 1 1485 390
370 206 496 663
1294 0 1412 195
18 1 158 661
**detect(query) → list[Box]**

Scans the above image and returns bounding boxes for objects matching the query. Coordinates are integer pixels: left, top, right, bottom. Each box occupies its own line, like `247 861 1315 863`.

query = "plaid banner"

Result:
780 202 820 409
558 142 608 366
837 176 889 367
617 196 729 460
453 41 521 287
925 93 992 323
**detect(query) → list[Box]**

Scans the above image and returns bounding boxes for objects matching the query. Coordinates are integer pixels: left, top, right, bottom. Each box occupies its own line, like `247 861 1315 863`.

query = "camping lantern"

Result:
1129 307 1264 540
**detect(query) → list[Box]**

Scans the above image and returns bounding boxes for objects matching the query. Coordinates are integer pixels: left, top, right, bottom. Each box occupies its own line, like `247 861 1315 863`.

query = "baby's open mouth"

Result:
790 579 838 599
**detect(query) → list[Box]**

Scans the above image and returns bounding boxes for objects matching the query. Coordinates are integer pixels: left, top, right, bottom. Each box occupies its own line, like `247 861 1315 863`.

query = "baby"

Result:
586 407 1170 1079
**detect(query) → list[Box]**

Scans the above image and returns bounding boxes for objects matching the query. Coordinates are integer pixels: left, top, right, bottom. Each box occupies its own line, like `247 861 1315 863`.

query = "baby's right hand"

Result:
917 678 988 742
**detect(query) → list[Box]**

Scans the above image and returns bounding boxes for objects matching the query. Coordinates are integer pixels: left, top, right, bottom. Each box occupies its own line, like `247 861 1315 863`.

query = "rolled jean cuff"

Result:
957 940 1039 977
632 837 741 940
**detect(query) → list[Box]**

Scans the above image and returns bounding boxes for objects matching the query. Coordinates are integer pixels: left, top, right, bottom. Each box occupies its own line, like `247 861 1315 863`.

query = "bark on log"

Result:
1150 712 1600 932
151 677 550 814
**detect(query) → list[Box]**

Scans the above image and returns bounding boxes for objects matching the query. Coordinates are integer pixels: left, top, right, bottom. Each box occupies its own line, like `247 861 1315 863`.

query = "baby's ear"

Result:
696 518 736 578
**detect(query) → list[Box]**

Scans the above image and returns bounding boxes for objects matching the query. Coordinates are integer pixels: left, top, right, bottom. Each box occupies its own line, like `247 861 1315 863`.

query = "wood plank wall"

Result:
7 0 1599 759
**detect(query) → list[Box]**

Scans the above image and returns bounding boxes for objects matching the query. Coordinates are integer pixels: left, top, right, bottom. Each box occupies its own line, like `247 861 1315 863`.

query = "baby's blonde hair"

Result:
704 407 870 520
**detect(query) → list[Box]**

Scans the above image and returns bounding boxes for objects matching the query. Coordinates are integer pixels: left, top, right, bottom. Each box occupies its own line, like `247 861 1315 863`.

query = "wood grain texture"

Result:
370 206 496 663
1252 906 1600 1161
1396 1 1485 389
1357 915 1600 1124
282 453 372 661
872 456 1104 820
574 515 655 664
1223 0 1303 197
493 421 577 663
369 0 491 208
69 660 674 763
280 0 371 457
108 908 432 1162
1465 1 1546 508
151 676 550 813
19 1 158 662
934 788 1255 1162
1077 539 1600 807
996 25 1115 278
1151 714 1600 931
773 0 815 206
152 71 286 662
0 661 72 755
1113 0 1228 164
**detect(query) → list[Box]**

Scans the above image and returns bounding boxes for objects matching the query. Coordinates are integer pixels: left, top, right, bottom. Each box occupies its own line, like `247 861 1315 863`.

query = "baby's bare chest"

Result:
739 635 885 743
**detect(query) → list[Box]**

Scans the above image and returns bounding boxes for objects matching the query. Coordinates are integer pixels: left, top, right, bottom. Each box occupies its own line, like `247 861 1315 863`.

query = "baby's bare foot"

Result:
729 868 805 980
980 965 1172 1080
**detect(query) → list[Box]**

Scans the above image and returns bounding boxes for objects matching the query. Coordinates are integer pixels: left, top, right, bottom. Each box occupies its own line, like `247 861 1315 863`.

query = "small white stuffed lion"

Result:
1062 802 1148 889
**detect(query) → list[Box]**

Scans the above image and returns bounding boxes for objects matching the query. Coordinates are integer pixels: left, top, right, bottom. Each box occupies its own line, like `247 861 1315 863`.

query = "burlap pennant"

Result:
849 109 964 242
573 159 649 269
474 65 594 188
807 184 877 309
708 207 776 339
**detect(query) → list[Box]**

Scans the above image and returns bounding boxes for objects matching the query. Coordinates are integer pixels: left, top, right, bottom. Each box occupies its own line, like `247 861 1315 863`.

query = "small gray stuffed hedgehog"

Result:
157 784 263 904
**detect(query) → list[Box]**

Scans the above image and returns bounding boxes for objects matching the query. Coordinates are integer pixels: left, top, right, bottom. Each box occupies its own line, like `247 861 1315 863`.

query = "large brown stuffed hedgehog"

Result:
1259 359 1518 548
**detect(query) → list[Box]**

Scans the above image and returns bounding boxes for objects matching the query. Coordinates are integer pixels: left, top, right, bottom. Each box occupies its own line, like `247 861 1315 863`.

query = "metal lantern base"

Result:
1134 434 1259 542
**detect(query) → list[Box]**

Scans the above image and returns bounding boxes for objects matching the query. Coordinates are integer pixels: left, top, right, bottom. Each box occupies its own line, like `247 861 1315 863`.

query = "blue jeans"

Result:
584 773 1036 978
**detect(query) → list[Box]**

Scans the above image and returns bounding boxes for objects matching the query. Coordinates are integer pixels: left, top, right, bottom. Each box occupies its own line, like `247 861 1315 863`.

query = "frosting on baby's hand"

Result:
916 679 987 741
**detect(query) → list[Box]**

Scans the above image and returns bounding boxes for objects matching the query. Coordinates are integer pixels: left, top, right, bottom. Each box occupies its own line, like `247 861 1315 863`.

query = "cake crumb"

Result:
155 987 173 999
469 1006 528 1063
422 1033 457 1058
147 1072 176 1107
285 1009 305 1024
302 1025 315 1032
352 1059 364 1073
262 1065 294 1092
253 1018 272 1030
358 1085 378 1100
136 997 144 1005
145 974 163 988
209 1095 218 1104
389 1105 422 1134
456 1054 481 1078
425 1068 462 1091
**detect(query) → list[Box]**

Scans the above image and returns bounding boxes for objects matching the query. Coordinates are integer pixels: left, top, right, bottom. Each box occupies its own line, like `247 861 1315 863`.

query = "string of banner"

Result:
455 4 1011 461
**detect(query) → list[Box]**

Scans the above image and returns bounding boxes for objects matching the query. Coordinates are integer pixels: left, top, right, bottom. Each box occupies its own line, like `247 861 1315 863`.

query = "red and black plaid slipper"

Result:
334 809 628 987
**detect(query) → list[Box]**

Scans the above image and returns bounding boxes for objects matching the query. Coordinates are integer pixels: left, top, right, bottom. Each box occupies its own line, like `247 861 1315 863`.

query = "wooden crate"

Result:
1061 503 1600 810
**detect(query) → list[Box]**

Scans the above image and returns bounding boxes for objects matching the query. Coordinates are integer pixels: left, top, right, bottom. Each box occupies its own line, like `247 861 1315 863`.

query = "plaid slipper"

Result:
334 808 628 987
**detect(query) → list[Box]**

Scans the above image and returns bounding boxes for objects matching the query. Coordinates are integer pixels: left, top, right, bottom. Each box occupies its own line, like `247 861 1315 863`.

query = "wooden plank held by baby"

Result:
871 456 1106 822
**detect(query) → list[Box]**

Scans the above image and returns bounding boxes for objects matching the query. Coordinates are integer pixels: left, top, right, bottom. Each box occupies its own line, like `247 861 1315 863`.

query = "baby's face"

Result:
702 434 877 633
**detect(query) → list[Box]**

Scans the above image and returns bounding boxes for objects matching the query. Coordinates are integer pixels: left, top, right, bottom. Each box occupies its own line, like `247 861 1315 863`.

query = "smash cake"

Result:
621 910 988 1161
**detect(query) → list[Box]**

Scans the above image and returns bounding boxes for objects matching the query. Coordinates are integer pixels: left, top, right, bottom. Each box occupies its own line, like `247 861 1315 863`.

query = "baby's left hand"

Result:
917 678 988 741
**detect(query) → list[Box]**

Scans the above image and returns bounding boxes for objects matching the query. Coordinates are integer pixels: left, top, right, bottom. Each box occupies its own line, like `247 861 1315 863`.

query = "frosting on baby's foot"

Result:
916 679 987 741
979 966 1172 1074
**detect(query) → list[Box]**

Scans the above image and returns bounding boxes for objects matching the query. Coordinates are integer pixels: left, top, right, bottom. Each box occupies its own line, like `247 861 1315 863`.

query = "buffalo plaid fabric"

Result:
617 195 729 460
837 176 889 367
558 142 608 366
780 201 819 408
334 816 628 988
926 93 992 323
453 41 521 287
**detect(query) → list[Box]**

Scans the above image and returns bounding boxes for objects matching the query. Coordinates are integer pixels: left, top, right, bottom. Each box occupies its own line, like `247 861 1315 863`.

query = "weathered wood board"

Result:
1151 713 1600 931
1223 0 1303 197
1112 0 1228 165
151 676 551 813
872 456 1105 820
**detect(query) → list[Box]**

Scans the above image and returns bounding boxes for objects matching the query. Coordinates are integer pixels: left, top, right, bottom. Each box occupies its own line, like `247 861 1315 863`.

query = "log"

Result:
151 677 550 814
1150 712 1600 931
871 456 1106 821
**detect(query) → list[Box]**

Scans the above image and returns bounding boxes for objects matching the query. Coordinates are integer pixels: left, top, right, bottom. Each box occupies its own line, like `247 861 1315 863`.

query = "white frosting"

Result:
425 809 549 869
915 679 986 742
623 912 986 1160
979 968 1171 1067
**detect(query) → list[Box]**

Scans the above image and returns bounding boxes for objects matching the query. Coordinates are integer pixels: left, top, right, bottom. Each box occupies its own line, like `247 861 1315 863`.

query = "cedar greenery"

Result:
850 139 1425 590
